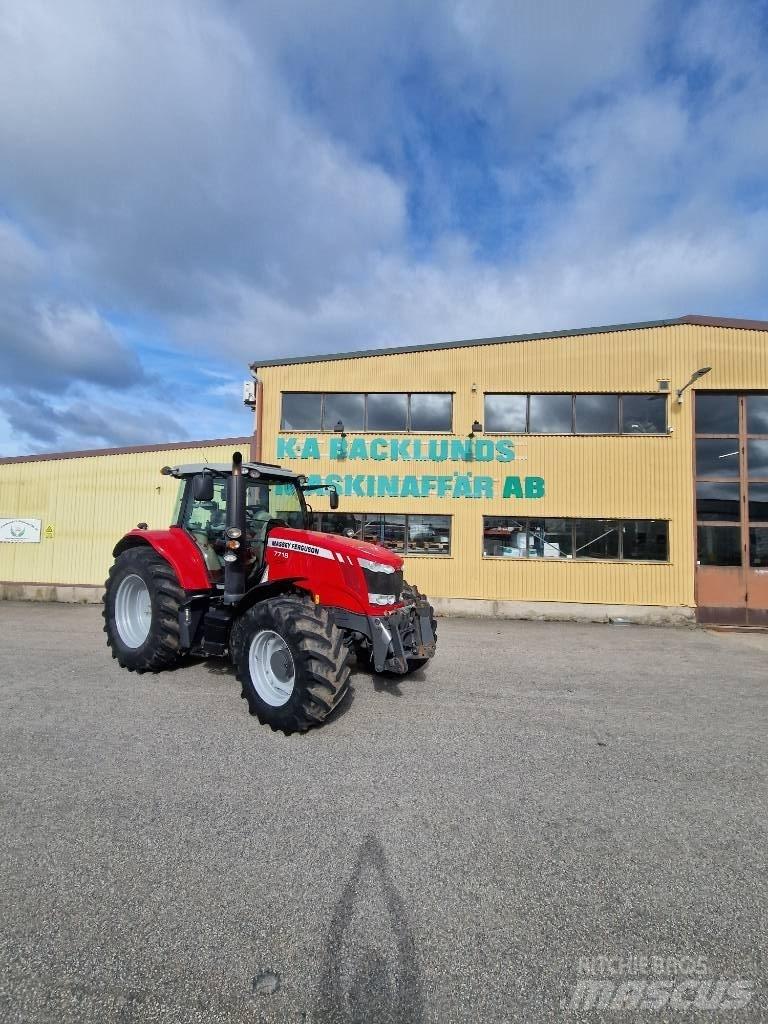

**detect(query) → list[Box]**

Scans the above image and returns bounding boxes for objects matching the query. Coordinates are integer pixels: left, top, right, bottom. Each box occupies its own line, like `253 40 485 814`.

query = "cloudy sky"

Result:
1 0 767 455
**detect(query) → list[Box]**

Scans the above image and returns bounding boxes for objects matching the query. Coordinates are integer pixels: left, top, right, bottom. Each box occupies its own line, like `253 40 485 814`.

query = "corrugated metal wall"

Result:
0 442 241 587
259 323 768 608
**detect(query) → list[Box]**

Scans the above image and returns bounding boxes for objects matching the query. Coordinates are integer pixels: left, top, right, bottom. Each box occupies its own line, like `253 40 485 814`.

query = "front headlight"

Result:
359 557 396 574
368 593 396 606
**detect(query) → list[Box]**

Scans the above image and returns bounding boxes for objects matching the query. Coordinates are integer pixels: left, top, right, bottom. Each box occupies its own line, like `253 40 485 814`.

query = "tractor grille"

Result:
362 567 403 601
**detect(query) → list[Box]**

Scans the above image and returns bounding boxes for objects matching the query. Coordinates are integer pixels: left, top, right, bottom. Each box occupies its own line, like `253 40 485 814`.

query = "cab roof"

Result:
164 462 298 480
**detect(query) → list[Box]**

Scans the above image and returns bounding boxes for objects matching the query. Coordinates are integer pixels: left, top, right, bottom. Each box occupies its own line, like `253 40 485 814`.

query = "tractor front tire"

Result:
103 547 184 673
232 593 351 734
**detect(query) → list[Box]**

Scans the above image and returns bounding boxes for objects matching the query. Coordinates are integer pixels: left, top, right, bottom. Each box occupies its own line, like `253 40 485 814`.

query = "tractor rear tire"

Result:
103 547 184 673
402 582 437 673
232 592 351 733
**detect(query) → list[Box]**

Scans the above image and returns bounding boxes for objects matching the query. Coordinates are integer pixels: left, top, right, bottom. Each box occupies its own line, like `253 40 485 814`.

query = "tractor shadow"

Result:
314 834 424 1023
353 660 428 698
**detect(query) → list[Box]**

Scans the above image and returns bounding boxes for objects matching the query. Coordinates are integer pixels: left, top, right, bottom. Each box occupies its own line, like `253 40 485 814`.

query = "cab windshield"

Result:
178 477 306 533
245 479 306 530
179 475 307 580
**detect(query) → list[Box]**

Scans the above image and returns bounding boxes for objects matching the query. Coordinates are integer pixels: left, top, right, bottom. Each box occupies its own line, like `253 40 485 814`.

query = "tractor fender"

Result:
234 577 307 615
113 528 212 591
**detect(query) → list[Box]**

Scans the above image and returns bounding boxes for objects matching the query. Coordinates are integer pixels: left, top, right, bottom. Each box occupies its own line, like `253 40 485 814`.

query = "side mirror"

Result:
192 473 214 502
329 487 339 510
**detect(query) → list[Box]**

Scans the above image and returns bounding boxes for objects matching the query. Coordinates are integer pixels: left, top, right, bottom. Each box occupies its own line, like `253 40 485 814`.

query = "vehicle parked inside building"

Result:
102 453 437 733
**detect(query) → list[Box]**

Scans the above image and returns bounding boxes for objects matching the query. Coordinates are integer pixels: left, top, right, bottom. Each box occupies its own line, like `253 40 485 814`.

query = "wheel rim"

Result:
114 574 152 648
248 630 295 707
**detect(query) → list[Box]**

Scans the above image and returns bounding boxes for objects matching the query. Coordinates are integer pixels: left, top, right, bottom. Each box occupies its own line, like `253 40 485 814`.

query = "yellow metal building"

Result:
253 315 768 625
0 439 248 602
2 314 768 624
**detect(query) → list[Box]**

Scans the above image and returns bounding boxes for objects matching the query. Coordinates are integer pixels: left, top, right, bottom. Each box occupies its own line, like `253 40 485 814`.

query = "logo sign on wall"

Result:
276 435 546 501
0 518 42 543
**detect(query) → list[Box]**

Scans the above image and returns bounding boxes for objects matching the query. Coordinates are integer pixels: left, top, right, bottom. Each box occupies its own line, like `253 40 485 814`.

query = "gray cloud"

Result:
1 0 767 455
1 390 187 451
0 221 144 392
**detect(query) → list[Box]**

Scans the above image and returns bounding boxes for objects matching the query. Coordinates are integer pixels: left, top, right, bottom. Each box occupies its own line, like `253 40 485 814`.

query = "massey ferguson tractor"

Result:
103 452 437 733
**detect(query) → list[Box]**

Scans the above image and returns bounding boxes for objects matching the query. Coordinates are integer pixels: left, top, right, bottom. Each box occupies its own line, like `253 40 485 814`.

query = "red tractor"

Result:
103 452 437 732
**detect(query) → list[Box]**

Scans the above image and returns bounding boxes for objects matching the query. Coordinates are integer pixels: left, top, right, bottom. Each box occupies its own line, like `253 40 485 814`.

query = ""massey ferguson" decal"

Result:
267 537 335 560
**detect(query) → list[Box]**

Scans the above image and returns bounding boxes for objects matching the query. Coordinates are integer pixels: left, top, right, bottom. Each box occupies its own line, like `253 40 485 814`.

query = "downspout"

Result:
249 374 263 463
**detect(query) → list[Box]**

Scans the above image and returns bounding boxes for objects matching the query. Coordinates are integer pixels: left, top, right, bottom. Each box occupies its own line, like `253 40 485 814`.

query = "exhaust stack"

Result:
223 451 248 605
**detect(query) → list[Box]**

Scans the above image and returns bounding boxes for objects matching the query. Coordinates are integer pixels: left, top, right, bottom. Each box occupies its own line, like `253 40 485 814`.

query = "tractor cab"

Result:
167 462 314 584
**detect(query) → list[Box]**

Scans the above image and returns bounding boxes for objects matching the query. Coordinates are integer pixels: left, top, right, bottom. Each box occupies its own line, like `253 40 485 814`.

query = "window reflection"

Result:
322 394 365 431
747 440 768 478
485 395 526 432
281 393 322 430
366 394 408 431
621 394 667 434
749 527 768 567
748 483 768 522
696 482 740 522
747 395 768 435
696 439 740 478
622 521 669 561
698 525 741 566
574 519 619 559
695 393 738 434
529 395 572 433
575 395 619 433
410 394 452 432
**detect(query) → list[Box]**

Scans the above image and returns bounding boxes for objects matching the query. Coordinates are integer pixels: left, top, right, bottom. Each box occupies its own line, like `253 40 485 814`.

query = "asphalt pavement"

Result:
0 602 766 1023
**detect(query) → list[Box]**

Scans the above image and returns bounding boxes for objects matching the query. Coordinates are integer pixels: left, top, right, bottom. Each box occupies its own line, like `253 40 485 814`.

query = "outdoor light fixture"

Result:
334 420 347 438
676 366 712 404
468 420 483 438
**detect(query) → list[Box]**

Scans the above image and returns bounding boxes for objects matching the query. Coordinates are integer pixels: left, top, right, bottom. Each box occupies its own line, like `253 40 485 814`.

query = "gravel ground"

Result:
0 602 766 1023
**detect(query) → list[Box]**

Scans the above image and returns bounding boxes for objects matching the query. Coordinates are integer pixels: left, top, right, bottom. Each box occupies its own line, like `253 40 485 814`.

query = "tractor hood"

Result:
300 529 404 569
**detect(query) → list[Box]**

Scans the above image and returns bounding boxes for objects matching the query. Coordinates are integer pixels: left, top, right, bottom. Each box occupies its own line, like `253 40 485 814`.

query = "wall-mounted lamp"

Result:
468 420 483 439
676 366 712 404
334 420 347 438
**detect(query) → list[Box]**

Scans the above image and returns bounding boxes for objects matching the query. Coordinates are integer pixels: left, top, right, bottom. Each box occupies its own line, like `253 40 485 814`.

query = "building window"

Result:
312 512 451 555
528 394 572 434
482 517 669 561
574 519 620 559
322 393 365 431
366 393 408 431
281 392 323 431
485 394 526 432
410 393 453 431
484 394 667 434
280 393 453 432
575 394 619 433
621 394 666 434
695 393 739 434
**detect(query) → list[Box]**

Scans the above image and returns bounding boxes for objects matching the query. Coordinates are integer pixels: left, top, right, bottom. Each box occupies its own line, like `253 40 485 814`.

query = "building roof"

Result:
0 436 251 466
251 314 768 371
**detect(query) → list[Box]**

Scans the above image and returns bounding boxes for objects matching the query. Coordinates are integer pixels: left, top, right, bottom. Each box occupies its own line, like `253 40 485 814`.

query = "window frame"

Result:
279 392 454 433
483 393 668 435
481 516 670 562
